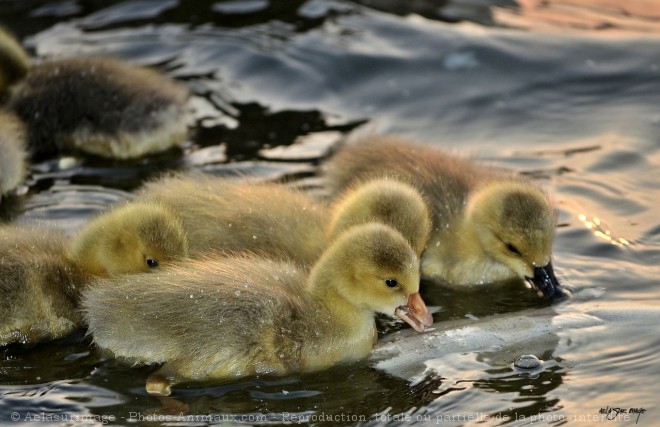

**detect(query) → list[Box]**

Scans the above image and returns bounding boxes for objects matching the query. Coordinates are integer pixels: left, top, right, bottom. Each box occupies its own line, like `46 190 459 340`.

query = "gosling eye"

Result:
385 278 399 288
146 258 159 269
506 243 522 256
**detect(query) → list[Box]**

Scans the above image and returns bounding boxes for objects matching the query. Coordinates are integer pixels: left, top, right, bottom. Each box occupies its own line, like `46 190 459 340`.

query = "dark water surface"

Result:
1 1 659 425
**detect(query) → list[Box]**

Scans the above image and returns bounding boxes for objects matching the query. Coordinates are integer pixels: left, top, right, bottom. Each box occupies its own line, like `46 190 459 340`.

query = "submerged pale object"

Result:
372 300 660 382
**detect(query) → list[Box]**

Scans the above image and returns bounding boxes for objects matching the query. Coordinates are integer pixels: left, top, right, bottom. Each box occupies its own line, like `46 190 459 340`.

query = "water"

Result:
1 0 659 425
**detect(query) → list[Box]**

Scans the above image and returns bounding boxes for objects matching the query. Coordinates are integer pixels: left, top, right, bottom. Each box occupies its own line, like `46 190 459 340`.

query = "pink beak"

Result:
394 292 433 332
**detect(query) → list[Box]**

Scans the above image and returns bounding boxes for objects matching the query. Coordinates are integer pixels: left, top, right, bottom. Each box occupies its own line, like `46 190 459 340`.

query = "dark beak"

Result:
525 262 566 300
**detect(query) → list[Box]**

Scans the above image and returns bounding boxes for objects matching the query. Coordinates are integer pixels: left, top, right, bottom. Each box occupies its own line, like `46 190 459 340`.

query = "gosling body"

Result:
141 174 328 264
8 57 189 161
140 173 431 265
0 226 88 345
83 223 432 395
324 135 563 298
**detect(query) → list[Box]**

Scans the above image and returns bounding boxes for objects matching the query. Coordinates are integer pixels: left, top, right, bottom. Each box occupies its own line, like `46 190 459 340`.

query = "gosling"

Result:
8 57 189 161
0 201 188 346
83 223 432 396
323 135 565 299
139 173 432 264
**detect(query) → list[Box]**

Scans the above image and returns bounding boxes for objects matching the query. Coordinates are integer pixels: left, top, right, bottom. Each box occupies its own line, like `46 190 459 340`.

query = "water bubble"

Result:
514 354 541 369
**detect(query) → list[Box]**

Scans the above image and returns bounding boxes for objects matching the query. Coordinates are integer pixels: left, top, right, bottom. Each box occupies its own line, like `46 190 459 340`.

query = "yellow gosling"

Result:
327 177 432 256
82 223 432 396
0 201 188 346
68 201 189 276
323 135 564 299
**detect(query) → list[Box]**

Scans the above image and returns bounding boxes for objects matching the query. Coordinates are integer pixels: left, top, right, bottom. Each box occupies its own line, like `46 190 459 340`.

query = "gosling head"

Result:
313 222 433 332
328 178 432 256
467 181 565 299
70 201 189 276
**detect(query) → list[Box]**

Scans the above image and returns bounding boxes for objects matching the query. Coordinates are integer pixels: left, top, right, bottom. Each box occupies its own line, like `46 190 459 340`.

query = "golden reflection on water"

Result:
578 213 631 246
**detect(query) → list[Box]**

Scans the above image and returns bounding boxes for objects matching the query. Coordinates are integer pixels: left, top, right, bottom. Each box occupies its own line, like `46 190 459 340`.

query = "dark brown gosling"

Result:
8 57 189 161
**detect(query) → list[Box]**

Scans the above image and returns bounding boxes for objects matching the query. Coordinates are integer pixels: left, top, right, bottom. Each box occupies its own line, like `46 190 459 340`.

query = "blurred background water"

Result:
0 0 659 425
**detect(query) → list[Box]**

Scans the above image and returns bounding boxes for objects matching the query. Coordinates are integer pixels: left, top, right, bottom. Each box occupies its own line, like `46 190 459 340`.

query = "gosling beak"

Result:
525 262 566 300
394 292 433 333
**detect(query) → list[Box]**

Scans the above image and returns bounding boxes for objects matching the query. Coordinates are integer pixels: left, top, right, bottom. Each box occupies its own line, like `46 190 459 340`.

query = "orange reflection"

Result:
493 0 660 35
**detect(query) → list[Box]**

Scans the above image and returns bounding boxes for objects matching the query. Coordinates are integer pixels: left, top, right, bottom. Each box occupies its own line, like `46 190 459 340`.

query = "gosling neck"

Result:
44 252 94 302
306 266 377 365
421 212 485 280
307 261 373 327
66 236 106 277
